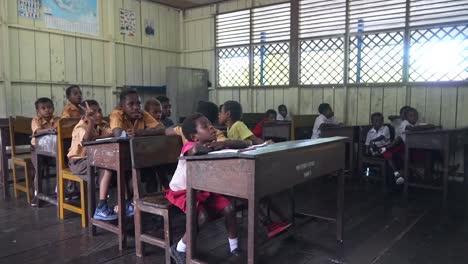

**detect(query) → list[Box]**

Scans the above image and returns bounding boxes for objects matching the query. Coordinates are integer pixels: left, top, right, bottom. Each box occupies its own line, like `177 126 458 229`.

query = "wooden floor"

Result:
1 177 468 264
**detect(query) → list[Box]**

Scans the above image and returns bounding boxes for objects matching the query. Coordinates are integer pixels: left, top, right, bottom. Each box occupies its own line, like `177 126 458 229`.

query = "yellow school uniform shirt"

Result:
30 115 60 145
67 120 112 159
61 103 81 118
109 108 162 131
227 121 253 141
173 126 226 144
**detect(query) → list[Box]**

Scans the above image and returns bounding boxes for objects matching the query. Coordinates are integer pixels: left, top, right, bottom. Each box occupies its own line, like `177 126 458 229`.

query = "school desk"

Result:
262 121 292 142
0 119 10 199
321 126 360 176
183 137 347 264
403 127 468 208
33 132 60 211
84 137 130 251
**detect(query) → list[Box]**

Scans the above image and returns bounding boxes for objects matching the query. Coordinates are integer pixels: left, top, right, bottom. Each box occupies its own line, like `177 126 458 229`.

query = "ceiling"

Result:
150 0 227 9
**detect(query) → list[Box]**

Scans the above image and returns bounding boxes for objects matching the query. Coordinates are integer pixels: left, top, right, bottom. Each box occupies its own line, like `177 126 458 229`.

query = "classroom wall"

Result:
181 0 468 129
0 0 181 118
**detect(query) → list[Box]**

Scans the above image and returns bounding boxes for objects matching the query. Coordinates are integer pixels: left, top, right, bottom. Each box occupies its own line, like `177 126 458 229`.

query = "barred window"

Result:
215 3 290 87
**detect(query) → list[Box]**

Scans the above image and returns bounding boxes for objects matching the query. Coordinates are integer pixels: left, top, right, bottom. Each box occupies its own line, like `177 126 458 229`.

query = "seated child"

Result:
218 100 263 145
30 97 61 206
67 100 116 220
388 105 411 137
166 101 226 144
110 89 165 137
144 98 162 122
365 112 391 156
276 104 291 121
62 85 83 118
252 109 277 138
311 103 341 139
156 95 174 127
167 113 249 263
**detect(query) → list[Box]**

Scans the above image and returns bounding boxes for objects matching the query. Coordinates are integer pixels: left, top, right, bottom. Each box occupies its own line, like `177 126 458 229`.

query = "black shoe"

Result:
31 196 39 207
170 244 186 264
229 248 243 257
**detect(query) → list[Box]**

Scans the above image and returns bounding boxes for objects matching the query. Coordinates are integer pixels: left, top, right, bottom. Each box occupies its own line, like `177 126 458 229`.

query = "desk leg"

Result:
442 139 449 209
33 151 42 207
349 143 355 177
116 164 126 251
186 187 197 263
87 164 96 236
337 169 344 243
464 142 468 212
289 188 295 225
247 196 258 264
403 145 410 203
1 145 8 199
55 156 60 217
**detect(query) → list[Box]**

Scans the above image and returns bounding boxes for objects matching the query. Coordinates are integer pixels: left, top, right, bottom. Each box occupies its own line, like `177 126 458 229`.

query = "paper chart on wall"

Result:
42 0 99 36
18 0 41 19
120 8 136 37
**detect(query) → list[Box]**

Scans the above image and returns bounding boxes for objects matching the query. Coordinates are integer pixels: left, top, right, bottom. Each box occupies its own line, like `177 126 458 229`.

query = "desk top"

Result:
182 137 347 161
405 127 468 136
83 137 130 146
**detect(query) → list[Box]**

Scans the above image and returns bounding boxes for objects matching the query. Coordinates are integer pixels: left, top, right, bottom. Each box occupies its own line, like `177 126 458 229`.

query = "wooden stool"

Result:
9 116 33 203
130 136 182 263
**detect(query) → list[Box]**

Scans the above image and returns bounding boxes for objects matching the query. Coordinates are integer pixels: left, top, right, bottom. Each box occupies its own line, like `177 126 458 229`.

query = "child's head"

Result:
181 113 216 144
370 112 384 130
406 108 419 125
278 104 287 118
266 109 277 121
144 99 162 121
218 100 242 125
196 101 219 124
66 85 82 105
156 95 172 118
80 100 103 124
119 89 142 121
35 97 55 119
399 105 411 120
318 103 334 118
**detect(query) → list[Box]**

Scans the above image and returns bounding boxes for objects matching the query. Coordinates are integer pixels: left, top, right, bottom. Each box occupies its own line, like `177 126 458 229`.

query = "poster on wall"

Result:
42 0 99 36
144 19 155 37
119 9 136 36
18 0 41 19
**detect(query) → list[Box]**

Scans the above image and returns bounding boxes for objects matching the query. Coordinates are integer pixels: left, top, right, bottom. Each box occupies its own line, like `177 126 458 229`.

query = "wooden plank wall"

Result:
182 0 468 129
0 0 181 118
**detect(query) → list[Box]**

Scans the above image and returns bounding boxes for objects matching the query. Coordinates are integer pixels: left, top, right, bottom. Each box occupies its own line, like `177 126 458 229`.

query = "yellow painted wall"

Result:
182 0 468 129
0 0 181 118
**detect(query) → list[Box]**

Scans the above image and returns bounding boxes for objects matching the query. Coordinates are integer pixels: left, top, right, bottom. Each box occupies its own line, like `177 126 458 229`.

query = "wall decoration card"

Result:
18 0 41 19
120 9 137 37
144 18 155 37
42 0 99 36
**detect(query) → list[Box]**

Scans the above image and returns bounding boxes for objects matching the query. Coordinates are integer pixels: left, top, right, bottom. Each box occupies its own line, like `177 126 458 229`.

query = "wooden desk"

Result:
33 133 59 210
242 113 266 130
0 119 10 199
321 126 360 175
184 137 347 264
403 128 468 208
263 121 291 142
85 138 130 251
291 115 318 140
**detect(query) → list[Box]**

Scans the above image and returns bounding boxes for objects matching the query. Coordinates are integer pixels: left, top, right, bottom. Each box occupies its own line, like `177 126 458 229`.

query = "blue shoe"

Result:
93 204 117 221
126 202 134 217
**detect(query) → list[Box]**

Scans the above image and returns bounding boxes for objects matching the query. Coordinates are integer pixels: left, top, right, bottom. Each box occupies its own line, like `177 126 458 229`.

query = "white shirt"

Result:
398 120 415 142
311 114 338 139
276 113 291 121
365 126 391 147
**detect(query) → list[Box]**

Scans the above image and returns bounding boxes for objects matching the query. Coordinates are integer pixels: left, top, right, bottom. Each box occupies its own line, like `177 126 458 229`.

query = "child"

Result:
110 89 165 137
218 100 263 145
67 100 116 220
252 109 277 138
167 113 248 263
311 103 341 139
276 104 291 121
166 101 226 144
30 97 61 206
144 98 162 122
365 113 391 156
388 105 411 137
62 85 83 118
156 95 174 127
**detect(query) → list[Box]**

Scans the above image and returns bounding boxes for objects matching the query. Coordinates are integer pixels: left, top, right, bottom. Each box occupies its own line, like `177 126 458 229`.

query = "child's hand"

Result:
204 141 224 150
79 101 96 124
265 140 274 144
126 128 136 137
379 147 387 154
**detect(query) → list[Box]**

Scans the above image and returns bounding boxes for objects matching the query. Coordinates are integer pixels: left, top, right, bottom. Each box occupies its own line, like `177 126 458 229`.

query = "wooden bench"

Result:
263 121 291 142
130 136 182 263
57 118 87 227
242 113 266 130
291 115 318 140
8 116 33 203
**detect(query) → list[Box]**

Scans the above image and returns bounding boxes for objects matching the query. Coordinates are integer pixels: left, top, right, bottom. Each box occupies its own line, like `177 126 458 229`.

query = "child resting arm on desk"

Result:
311 103 343 139
166 113 248 264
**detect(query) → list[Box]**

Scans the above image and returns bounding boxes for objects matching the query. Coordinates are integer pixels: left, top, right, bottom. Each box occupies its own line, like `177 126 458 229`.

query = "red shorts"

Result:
382 143 427 162
166 189 231 217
